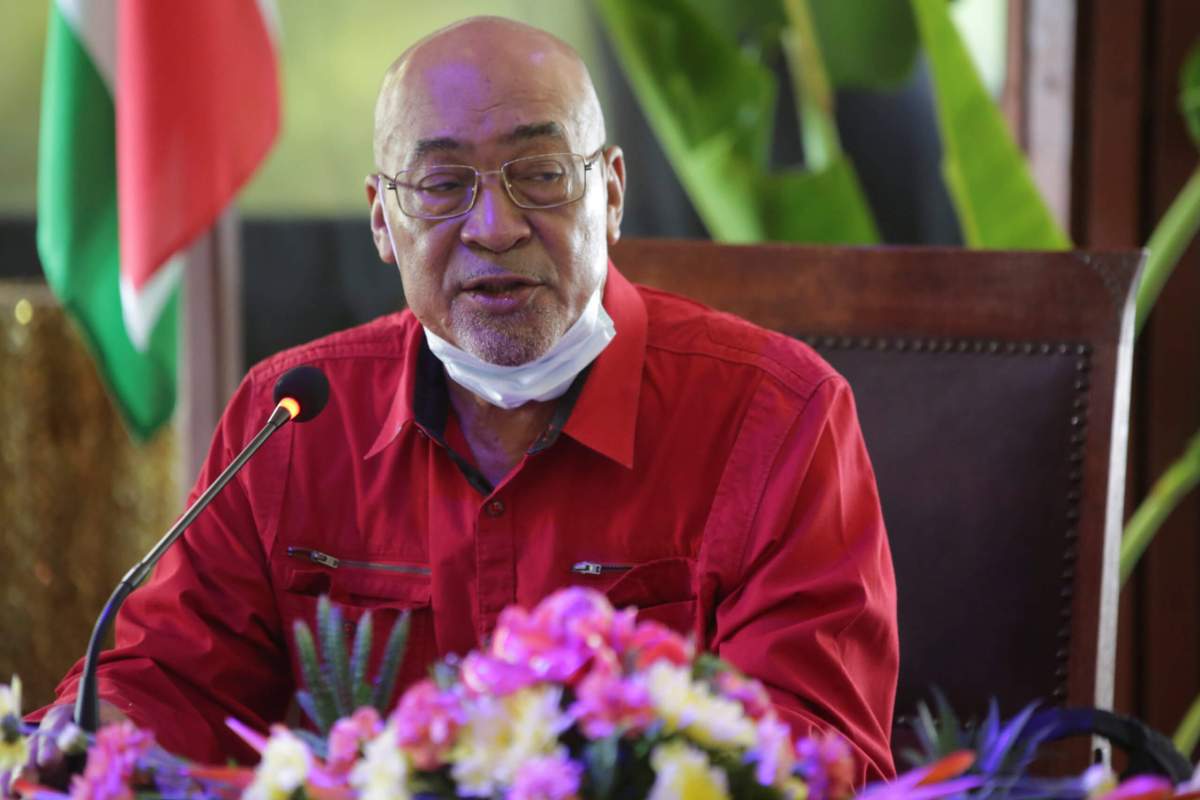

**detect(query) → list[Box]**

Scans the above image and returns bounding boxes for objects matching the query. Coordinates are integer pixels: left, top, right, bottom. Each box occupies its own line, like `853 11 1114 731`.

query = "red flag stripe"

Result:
116 0 279 293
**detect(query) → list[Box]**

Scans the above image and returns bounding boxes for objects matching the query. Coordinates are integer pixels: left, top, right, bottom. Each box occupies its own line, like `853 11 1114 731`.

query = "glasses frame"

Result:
379 148 605 221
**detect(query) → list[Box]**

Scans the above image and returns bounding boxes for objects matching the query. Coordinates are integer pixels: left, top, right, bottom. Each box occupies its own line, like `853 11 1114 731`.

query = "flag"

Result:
37 0 280 439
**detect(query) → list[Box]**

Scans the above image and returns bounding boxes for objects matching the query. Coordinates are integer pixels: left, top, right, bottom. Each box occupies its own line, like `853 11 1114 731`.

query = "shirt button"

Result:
485 499 506 517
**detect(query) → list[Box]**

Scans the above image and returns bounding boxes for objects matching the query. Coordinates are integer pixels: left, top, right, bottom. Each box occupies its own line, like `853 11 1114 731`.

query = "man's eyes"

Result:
416 172 470 193
509 162 567 183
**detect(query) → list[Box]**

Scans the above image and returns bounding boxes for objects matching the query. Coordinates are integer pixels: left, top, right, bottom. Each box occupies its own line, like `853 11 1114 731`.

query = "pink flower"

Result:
391 679 466 770
460 652 539 697
69 722 154 800
490 589 636 685
326 707 383 776
508 750 583 800
795 732 857 800
715 670 773 721
569 656 655 739
627 620 693 670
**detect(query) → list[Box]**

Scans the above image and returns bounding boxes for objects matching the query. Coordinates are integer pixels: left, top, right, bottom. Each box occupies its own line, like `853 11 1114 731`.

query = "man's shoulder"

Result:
244 310 419 389
635 283 841 401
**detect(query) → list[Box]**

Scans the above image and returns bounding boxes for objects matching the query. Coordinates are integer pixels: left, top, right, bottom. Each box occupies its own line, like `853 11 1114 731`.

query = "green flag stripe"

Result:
37 5 177 440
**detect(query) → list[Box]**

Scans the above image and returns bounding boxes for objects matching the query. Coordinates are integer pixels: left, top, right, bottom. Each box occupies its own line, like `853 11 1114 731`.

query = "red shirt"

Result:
46 264 898 781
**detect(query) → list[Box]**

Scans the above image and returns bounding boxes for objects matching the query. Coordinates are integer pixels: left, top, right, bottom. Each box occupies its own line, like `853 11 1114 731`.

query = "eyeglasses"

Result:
379 150 603 220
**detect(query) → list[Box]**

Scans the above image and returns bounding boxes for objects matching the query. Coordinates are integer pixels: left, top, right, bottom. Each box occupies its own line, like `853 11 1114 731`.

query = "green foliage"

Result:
906 691 1046 776
909 0 1069 249
595 0 1068 249
371 610 411 712
593 0 878 244
1175 691 1200 759
292 597 411 735
1122 429 1200 583
809 0 919 90
1180 41 1200 150
583 734 620 799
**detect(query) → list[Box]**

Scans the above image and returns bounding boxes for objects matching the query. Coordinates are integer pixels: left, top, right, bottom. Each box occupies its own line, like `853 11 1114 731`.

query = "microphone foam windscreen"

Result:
273 365 330 422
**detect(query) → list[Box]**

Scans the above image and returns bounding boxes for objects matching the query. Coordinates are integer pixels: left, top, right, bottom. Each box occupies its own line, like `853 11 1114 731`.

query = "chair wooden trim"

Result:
611 238 1142 725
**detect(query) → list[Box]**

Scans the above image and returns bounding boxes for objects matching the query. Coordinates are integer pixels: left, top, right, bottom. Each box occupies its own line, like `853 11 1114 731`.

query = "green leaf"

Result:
317 596 353 717
810 0 920 90
293 619 338 734
350 611 374 709
371 611 411 712
583 735 620 800
292 728 329 760
1180 41 1200 151
1174 689 1200 757
688 0 787 61
910 0 1070 249
594 0 879 244
1137 167 1200 336
1122 428 1200 583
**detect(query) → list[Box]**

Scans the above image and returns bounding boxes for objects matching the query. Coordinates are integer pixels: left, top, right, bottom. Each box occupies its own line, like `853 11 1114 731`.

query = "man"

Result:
37 15 898 783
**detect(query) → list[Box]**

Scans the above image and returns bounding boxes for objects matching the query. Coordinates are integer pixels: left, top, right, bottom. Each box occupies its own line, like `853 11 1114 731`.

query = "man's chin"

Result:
458 329 555 367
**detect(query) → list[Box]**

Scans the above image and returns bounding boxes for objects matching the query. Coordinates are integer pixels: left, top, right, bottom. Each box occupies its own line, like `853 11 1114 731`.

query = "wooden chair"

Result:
611 238 1141 745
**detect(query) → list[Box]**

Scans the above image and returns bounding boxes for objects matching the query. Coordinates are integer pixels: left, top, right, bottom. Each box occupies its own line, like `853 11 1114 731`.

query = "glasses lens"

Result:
504 154 582 208
396 166 475 218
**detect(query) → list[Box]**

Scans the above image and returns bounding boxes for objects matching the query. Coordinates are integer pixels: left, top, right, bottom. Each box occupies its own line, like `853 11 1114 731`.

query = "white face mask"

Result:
378 176 617 409
424 279 615 409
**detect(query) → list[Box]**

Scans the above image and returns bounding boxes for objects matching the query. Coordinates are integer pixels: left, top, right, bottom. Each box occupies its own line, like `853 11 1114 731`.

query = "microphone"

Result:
72 366 330 735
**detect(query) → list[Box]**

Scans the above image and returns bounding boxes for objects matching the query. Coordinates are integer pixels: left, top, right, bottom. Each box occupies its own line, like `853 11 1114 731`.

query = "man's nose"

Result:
459 176 532 252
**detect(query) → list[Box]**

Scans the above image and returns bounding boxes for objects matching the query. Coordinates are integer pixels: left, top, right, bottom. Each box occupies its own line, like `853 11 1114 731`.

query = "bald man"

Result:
37 16 897 784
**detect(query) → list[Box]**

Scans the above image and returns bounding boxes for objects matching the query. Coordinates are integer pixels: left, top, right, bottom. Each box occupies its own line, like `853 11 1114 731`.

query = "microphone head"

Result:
273 366 330 423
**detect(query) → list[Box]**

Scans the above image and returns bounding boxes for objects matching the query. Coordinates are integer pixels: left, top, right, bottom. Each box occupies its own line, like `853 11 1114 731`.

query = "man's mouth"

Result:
458 274 542 312
460 275 541 295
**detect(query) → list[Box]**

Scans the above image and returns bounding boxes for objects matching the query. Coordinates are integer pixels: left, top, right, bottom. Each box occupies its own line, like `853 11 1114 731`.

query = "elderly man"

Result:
39 15 898 783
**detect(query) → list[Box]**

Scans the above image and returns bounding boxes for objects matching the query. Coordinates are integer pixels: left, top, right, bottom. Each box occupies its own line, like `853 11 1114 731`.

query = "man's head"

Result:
366 16 625 366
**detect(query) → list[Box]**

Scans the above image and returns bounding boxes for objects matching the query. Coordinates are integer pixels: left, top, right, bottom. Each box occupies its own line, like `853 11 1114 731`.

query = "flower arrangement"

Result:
6 587 1200 800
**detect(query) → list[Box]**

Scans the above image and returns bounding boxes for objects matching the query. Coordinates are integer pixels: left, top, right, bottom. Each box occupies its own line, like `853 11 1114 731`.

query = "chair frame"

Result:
611 237 1142 722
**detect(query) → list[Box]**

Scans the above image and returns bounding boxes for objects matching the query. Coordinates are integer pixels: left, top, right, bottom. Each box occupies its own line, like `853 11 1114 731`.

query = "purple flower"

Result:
69 722 154 800
795 732 857 800
507 750 583 800
569 656 655 739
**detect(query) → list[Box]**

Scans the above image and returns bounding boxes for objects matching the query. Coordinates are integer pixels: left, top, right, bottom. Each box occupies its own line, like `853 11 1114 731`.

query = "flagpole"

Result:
176 209 244 498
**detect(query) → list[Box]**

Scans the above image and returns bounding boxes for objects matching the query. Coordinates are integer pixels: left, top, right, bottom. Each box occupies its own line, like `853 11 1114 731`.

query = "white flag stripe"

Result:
56 0 118 93
119 252 184 353
255 0 283 45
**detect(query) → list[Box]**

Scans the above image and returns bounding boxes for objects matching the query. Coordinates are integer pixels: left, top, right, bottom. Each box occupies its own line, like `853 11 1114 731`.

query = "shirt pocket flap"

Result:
285 566 431 609
603 556 694 610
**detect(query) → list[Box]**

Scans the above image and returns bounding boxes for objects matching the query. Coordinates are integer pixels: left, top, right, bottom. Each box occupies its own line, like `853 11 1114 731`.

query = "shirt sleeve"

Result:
32 374 293 764
703 374 899 783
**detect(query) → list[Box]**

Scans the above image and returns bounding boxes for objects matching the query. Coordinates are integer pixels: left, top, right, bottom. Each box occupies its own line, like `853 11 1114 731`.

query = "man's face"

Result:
367 33 625 366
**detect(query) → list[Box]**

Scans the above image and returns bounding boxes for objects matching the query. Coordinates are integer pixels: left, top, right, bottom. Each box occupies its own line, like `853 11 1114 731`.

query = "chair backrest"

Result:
611 238 1141 732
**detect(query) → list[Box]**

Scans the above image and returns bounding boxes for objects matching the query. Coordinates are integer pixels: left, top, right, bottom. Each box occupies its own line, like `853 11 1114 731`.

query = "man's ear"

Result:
603 146 626 246
365 174 396 264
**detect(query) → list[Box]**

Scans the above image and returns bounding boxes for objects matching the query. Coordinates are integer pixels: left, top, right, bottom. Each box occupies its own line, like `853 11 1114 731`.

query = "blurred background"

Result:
1 0 1198 761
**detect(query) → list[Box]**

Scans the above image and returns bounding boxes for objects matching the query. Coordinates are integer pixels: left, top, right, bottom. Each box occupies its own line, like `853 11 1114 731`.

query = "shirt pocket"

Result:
279 547 436 709
574 556 697 637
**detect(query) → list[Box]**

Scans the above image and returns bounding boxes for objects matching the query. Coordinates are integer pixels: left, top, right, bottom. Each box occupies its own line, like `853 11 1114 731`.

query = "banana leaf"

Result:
909 0 1070 249
810 0 920 90
594 0 878 244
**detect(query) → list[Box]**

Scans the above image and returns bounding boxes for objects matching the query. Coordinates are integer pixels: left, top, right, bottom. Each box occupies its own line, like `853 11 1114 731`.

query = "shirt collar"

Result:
365 260 645 468
560 261 645 468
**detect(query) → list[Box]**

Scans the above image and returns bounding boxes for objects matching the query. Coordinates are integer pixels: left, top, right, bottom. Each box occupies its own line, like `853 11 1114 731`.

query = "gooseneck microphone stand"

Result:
73 402 295 733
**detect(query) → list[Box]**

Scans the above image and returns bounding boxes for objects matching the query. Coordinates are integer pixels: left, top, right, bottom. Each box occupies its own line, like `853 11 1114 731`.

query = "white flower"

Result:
350 725 412 800
244 727 311 800
647 739 731 800
0 677 27 774
644 662 756 750
0 678 20 719
450 686 571 797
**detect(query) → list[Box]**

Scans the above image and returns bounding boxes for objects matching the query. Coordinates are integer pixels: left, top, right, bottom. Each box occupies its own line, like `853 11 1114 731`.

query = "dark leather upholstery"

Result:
610 239 1140 738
